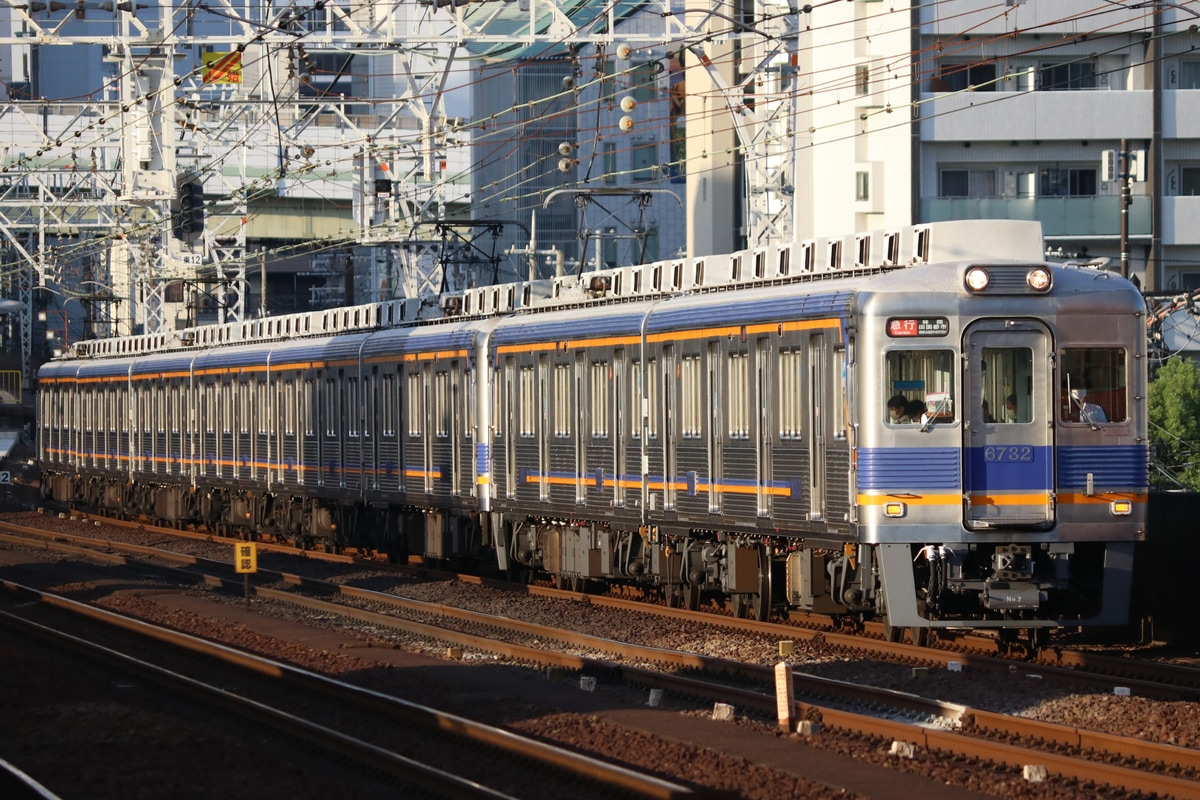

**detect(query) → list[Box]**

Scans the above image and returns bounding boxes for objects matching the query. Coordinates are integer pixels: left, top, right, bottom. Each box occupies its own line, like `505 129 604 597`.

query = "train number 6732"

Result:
983 445 1034 462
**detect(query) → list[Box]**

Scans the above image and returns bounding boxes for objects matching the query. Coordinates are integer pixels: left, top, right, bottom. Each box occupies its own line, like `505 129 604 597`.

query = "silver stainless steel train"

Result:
37 220 1149 640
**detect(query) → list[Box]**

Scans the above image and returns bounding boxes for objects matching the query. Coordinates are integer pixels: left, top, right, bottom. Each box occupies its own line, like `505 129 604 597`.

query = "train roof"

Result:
46 219 1058 367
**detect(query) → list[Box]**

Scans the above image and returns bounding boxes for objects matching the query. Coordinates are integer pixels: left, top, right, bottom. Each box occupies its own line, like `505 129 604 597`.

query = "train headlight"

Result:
1026 267 1052 292
1110 500 1133 516
884 502 906 518
964 267 990 292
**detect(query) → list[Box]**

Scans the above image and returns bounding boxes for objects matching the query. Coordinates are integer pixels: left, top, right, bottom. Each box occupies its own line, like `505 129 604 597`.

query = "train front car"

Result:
856 223 1148 642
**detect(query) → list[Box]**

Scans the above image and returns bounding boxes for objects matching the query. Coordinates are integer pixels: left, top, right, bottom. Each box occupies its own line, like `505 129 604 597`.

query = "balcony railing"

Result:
920 196 1151 238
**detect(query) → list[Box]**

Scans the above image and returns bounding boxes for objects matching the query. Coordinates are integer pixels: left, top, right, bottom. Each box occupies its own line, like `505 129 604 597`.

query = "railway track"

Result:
7 510 1199 700
5 515 1200 798
0 579 700 800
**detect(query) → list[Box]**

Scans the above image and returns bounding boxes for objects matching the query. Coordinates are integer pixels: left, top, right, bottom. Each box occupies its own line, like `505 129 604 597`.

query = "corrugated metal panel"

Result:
1058 445 1149 488
858 447 961 492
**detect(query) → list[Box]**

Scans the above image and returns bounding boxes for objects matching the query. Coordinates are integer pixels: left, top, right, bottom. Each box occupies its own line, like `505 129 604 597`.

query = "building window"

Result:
856 171 870 201
855 65 869 95
631 61 658 101
632 143 658 182
934 62 997 92
603 143 617 186
1040 167 1097 197
940 169 996 198
1181 167 1200 196
1181 61 1200 90
1040 62 1095 91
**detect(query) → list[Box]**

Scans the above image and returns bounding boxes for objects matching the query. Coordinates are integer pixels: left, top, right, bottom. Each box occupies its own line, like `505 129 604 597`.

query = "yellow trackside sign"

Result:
203 51 242 84
234 542 257 574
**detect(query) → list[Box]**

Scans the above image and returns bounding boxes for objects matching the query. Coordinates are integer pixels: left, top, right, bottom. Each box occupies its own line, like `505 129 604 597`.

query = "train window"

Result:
303 380 316 437
519 366 536 437
1060 348 1126 424
284 381 296 437
238 382 250 435
647 358 659 439
982 346 1033 424
258 382 271 435
170 386 180 435
435 372 449 438
834 347 847 439
381 375 396 437
407 373 422 437
728 352 749 439
465 368 474 438
327 378 340 438
681 355 702 438
779 350 802 439
591 361 610 439
553 364 571 438
222 383 234 435
632 359 660 440
363 375 374 439
204 385 215 435
347 378 359 437
886 350 955 424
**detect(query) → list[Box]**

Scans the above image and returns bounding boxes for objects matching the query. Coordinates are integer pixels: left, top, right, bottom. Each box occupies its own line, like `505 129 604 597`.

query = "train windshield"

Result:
885 350 955 424
1060 348 1126 424
981 346 1033 424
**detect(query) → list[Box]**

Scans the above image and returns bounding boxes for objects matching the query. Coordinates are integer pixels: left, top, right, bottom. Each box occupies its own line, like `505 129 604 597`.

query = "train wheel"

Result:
684 584 701 611
883 621 904 643
665 585 683 608
909 627 931 647
732 594 751 619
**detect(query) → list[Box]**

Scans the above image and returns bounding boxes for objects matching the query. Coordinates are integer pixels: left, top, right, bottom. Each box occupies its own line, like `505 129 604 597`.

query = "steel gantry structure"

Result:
0 0 811 383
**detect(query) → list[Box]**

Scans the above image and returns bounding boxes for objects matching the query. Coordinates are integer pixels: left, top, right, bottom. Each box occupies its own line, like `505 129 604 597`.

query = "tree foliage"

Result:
1147 357 1200 491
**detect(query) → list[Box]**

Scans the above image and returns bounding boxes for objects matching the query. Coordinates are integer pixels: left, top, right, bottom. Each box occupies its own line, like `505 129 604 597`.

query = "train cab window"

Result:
982 346 1033 424
885 350 955 425
1060 348 1126 424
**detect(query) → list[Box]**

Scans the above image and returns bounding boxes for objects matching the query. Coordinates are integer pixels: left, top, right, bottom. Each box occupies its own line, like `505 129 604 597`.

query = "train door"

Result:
964 321 1054 529
808 333 827 522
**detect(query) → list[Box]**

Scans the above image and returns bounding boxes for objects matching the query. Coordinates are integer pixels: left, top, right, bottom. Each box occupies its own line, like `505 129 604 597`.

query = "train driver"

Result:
1070 387 1108 424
